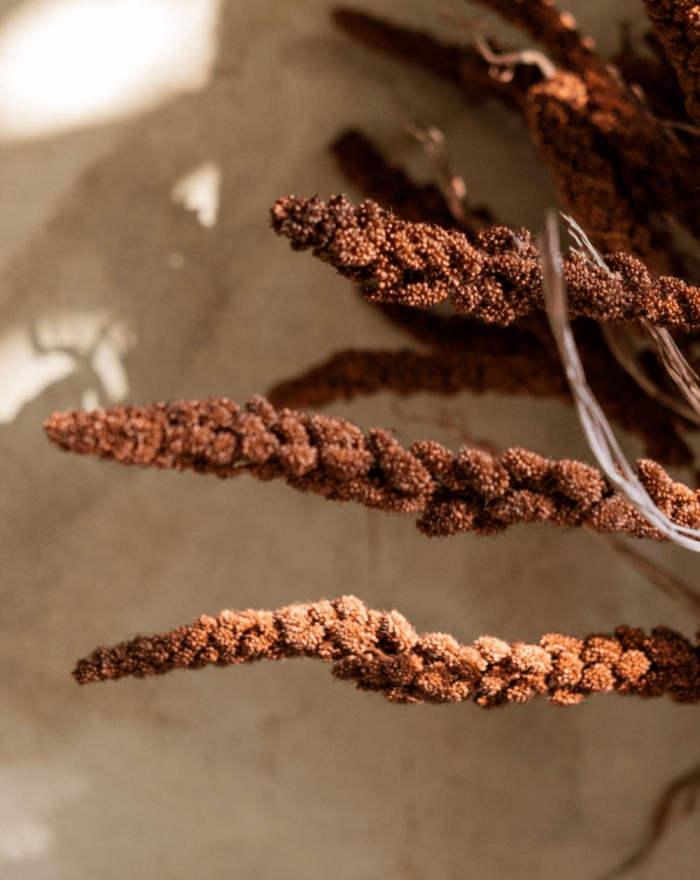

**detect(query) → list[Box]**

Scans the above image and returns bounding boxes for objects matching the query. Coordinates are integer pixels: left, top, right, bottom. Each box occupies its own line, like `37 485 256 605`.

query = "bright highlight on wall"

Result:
171 162 221 228
0 762 87 866
0 0 221 141
0 313 135 422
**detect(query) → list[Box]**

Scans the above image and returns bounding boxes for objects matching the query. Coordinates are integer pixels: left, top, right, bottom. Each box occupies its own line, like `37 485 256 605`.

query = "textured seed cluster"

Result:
271 195 700 326
44 396 700 539
72 595 700 707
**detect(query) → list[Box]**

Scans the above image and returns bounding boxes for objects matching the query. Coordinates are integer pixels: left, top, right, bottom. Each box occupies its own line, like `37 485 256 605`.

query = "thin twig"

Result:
596 761 700 879
540 211 700 551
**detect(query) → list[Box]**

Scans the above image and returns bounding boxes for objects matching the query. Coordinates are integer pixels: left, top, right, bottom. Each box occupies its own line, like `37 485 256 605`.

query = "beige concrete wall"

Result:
0 1 698 877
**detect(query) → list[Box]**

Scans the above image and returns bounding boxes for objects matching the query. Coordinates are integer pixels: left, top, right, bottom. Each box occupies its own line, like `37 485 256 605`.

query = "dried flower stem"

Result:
267 318 571 408
404 123 470 227
72 595 700 708
467 0 603 79
271 195 700 326
333 5 700 258
330 7 535 111
643 0 700 126
330 129 472 231
269 298 693 467
597 760 700 879
323 133 694 466
525 71 666 266
592 533 700 620
44 395 700 540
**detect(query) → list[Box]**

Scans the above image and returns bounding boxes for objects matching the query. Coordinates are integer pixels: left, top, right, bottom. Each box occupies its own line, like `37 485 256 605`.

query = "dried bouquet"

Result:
43 0 700 871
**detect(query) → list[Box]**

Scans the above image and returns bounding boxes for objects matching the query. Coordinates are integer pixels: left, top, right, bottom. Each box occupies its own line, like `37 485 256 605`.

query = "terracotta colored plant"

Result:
44 3 700 873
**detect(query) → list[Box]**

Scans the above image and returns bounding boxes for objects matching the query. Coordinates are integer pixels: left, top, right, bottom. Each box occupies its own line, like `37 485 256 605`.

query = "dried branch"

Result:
593 534 700 620
331 7 535 111
600 323 700 426
271 194 700 326
643 0 700 126
267 319 569 408
525 70 666 267
44 395 700 541
529 69 700 267
266 312 694 467
540 210 700 553
467 0 605 79
72 595 700 707
615 36 686 115
324 130 694 467
330 129 468 230
597 760 700 879
404 123 470 227
334 5 700 258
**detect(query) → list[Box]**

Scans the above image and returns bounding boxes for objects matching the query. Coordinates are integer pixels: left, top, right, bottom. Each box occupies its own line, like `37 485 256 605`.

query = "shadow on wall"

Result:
0 0 305 422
